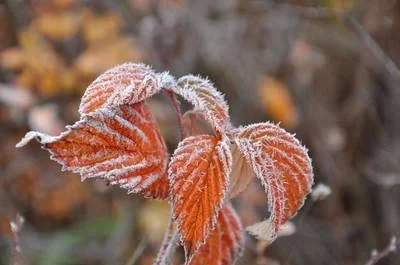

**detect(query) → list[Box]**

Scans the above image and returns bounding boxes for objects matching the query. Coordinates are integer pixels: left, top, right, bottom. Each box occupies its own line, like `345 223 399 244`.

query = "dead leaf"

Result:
82 10 122 45
74 37 145 78
258 77 297 129
33 12 82 41
0 48 25 70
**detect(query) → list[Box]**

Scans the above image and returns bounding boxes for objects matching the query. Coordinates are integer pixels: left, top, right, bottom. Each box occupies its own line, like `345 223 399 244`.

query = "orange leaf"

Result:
82 10 122 44
0 48 25 70
17 103 169 199
79 63 162 115
173 75 230 132
74 37 145 78
169 134 232 261
33 12 81 41
258 77 297 129
188 203 244 265
232 123 313 242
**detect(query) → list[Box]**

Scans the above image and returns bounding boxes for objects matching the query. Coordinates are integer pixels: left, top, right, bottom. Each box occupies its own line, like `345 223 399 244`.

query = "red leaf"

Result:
173 75 230 132
79 63 164 115
232 122 313 242
169 134 232 261
17 103 169 199
188 203 244 265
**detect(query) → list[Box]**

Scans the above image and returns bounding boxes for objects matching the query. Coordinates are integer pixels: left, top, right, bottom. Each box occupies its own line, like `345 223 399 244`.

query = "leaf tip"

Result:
157 71 176 90
246 219 277 243
16 131 47 148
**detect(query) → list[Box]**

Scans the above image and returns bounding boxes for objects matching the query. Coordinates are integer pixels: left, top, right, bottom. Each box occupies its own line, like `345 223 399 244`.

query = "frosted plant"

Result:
17 63 314 265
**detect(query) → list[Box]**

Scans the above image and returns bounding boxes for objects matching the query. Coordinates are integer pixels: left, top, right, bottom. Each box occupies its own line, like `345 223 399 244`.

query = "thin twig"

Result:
125 239 148 265
251 1 345 19
9 214 24 265
165 89 186 141
366 173 400 189
153 207 179 265
364 236 399 265
345 17 400 81
256 2 400 82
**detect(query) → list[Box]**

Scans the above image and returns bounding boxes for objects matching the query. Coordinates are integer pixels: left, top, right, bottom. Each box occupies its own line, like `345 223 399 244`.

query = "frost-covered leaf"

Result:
79 63 164 115
188 204 244 265
174 75 230 132
169 134 232 261
17 103 169 199
232 123 313 242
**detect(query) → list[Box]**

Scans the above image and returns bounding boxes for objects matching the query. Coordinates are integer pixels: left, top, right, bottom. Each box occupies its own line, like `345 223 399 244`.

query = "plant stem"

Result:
153 208 179 265
165 89 186 141
156 88 183 265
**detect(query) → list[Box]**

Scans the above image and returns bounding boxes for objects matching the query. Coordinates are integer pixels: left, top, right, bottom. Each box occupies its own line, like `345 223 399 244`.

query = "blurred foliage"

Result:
0 0 145 97
258 76 297 128
35 216 118 265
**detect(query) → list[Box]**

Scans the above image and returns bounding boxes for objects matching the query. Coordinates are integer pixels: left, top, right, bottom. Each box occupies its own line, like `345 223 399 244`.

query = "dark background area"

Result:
1 0 400 264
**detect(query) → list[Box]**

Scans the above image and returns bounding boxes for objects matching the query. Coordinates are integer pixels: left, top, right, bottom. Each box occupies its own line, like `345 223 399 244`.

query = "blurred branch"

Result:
9 214 24 265
153 208 179 265
366 173 400 189
251 1 346 18
257 1 400 82
125 239 148 265
345 16 400 82
364 236 399 265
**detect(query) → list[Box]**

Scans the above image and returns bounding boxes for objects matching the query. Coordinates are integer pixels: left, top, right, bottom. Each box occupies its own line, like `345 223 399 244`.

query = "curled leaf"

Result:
232 122 313 242
228 144 254 198
79 63 162 114
174 75 230 132
188 204 244 265
17 103 169 199
169 134 232 261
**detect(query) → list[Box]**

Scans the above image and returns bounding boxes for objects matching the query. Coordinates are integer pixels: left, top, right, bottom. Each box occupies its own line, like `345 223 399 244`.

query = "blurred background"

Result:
1 0 400 264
